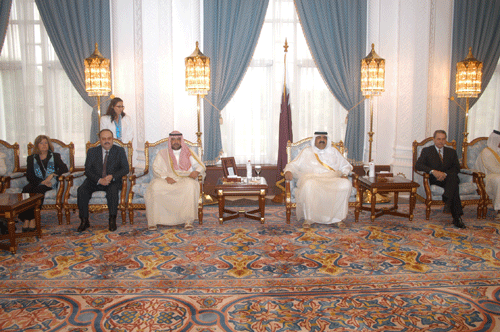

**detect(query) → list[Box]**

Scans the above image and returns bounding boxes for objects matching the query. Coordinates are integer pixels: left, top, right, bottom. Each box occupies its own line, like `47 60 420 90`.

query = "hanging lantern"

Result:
456 47 482 98
361 43 385 97
84 43 111 97
185 41 210 96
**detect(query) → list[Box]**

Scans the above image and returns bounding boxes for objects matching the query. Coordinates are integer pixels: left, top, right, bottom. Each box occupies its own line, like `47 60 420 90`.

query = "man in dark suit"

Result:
77 129 129 232
415 129 466 228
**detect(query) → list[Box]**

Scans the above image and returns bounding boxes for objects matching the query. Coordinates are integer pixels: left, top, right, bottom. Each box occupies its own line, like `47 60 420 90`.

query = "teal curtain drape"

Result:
203 0 269 165
294 0 367 161
0 0 12 53
448 0 500 156
35 0 111 143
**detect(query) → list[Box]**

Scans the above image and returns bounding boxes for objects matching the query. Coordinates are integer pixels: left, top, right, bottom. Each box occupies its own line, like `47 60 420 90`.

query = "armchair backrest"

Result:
143 137 202 178
0 140 21 175
462 137 488 170
286 137 344 163
412 137 456 181
86 139 134 173
28 139 75 173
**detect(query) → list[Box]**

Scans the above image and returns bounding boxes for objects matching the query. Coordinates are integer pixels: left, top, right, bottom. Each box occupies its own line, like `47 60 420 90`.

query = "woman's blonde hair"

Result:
32 135 54 155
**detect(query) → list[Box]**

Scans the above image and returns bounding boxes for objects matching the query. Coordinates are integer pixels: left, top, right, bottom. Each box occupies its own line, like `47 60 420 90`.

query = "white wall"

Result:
367 0 453 177
111 0 455 176
111 0 201 168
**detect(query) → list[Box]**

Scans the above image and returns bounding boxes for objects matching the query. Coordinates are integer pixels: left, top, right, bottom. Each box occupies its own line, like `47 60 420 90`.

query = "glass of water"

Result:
255 165 262 178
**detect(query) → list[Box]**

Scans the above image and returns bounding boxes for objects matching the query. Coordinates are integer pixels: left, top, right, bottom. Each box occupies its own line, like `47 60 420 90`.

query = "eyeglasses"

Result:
116 106 125 109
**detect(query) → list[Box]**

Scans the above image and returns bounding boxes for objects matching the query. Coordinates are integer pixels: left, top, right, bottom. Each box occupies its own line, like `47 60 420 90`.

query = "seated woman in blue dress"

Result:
19 135 68 232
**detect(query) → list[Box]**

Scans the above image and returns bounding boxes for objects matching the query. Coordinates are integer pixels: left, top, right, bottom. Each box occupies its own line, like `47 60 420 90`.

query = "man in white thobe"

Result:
284 131 353 228
474 130 500 219
145 131 206 230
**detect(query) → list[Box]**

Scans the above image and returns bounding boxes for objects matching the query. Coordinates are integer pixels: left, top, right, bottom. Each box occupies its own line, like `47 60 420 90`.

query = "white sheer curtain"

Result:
0 0 91 165
220 0 347 164
468 57 500 139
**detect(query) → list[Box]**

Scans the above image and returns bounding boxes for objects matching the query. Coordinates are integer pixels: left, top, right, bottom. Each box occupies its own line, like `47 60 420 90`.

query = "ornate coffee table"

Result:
215 177 268 224
358 176 419 222
0 193 44 254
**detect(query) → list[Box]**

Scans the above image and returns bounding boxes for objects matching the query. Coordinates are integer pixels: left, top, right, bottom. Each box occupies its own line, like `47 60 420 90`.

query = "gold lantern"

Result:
455 47 482 145
361 43 385 162
185 41 211 146
84 43 111 129
185 41 216 205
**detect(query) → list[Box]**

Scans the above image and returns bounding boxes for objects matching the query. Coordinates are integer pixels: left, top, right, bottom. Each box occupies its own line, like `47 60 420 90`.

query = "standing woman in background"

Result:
20 135 68 232
100 97 134 144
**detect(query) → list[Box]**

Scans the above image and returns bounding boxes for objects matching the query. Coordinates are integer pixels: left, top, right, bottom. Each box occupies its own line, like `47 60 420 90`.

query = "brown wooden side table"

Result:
0 193 44 254
215 177 268 224
358 176 419 222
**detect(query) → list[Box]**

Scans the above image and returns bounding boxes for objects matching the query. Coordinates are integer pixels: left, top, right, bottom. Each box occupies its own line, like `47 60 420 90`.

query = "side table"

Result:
358 176 419 222
0 193 44 254
215 177 268 224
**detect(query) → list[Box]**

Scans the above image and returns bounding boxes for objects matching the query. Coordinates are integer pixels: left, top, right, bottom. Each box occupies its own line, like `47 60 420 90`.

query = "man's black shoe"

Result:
109 215 117 232
453 217 466 229
77 218 90 232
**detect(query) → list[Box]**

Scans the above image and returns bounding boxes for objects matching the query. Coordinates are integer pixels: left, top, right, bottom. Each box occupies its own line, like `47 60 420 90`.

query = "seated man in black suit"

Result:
415 129 466 229
77 129 129 232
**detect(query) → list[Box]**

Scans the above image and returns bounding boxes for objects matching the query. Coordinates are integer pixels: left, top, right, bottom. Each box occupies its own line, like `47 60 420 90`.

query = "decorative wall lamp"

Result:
185 41 211 148
361 43 385 162
454 47 482 146
84 43 111 130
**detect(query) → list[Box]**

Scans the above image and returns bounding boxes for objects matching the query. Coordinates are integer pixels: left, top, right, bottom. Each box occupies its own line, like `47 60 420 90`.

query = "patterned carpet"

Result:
1 203 500 331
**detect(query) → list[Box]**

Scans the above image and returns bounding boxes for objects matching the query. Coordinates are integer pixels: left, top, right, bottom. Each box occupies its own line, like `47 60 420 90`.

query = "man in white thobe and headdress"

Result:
474 129 500 219
145 131 206 230
284 131 353 228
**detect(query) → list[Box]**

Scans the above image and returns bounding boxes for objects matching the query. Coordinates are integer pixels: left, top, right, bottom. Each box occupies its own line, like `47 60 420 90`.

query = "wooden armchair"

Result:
4 139 77 224
127 138 203 225
0 140 23 193
284 138 360 223
412 137 484 219
64 139 133 224
462 137 489 217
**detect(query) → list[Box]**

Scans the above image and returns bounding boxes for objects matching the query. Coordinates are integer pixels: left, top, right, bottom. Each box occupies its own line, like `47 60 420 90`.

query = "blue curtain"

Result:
203 0 269 165
449 0 500 156
35 0 111 143
294 0 367 161
0 0 12 53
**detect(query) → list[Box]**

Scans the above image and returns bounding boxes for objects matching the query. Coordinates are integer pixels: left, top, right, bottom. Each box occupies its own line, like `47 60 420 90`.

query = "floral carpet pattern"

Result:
1 204 500 331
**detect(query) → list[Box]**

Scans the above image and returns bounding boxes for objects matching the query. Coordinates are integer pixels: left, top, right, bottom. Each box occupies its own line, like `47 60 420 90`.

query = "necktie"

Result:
102 150 109 178
439 149 443 163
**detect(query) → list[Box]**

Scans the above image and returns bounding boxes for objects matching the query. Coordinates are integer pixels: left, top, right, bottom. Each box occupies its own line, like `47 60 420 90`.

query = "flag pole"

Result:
272 39 290 203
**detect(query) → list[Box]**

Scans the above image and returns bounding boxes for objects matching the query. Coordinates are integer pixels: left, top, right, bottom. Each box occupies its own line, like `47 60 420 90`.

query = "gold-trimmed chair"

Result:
412 137 484 219
64 139 133 224
284 138 360 224
127 137 204 225
0 140 24 193
462 137 489 217
4 139 77 224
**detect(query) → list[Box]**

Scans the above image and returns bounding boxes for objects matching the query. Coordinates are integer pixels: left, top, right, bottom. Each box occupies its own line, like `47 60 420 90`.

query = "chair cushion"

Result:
132 183 148 198
69 185 107 198
430 182 477 196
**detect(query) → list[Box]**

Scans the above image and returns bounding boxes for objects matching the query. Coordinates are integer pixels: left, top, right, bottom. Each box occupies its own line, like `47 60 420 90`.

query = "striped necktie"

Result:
438 149 443 163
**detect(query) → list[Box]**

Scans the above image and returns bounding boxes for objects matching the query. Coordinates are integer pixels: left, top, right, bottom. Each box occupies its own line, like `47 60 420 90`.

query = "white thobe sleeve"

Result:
190 156 205 173
152 154 170 179
481 150 500 174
